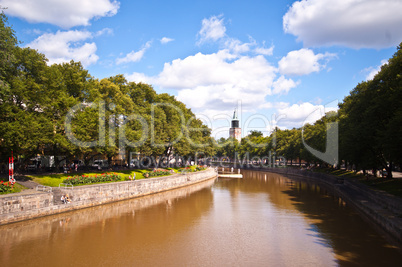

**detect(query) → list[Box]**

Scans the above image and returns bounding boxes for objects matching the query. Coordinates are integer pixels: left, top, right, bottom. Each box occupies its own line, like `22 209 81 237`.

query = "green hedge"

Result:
143 169 172 178
62 173 121 185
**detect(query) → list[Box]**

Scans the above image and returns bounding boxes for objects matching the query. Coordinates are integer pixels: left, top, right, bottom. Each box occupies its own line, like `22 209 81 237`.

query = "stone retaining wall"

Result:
0 168 217 225
0 192 53 215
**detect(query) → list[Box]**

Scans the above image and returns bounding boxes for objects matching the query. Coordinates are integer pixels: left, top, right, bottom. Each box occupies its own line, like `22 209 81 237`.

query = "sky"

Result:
1 0 402 139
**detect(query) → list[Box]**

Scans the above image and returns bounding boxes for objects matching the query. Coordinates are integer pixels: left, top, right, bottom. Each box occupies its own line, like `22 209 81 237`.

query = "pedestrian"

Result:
61 195 66 204
65 194 71 204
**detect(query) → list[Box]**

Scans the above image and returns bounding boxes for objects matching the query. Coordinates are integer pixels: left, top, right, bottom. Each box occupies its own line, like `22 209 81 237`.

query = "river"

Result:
0 170 401 266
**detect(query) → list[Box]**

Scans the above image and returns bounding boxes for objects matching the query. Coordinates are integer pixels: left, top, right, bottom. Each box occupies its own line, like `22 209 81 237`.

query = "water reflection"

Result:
0 171 400 267
282 175 401 266
0 178 216 267
241 170 401 266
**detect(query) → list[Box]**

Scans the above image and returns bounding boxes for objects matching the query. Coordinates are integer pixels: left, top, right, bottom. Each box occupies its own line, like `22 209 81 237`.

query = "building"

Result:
229 109 241 142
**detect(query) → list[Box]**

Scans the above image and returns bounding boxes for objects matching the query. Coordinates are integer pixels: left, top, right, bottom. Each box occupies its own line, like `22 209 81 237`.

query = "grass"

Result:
12 183 28 193
312 168 364 179
359 178 402 198
309 167 402 198
27 168 184 187
2 165 205 192
0 178 28 195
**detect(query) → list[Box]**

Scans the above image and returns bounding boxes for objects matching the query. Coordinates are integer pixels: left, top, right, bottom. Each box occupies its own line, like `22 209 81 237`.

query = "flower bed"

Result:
143 169 171 178
179 165 207 173
0 180 14 193
63 173 121 185
196 165 207 171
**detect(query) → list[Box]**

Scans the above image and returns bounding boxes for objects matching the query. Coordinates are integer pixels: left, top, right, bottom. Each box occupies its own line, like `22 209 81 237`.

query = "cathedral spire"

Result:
229 108 241 141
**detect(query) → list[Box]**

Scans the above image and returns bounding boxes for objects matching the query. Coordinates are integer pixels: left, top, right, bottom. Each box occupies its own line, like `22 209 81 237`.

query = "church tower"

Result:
229 109 241 142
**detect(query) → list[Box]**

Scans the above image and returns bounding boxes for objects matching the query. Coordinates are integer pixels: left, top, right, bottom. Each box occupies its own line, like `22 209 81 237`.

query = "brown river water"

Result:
0 170 401 266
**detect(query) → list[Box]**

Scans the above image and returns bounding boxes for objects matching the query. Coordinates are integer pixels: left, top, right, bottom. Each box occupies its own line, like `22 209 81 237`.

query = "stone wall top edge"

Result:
58 168 215 190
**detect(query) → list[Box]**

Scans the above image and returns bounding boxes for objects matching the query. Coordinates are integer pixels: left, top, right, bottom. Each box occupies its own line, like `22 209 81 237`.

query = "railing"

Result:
216 167 241 174
59 183 74 189
36 185 52 192
180 169 189 175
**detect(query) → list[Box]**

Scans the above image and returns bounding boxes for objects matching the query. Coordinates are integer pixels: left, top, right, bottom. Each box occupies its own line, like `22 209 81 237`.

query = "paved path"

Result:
13 176 44 195
393 171 402 178
16 179 40 189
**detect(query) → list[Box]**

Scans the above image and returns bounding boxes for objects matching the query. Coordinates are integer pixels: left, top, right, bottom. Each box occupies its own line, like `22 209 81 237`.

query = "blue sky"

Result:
2 0 402 139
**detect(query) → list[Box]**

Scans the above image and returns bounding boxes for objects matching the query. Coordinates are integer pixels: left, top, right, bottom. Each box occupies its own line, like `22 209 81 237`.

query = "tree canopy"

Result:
0 12 215 169
216 43 402 177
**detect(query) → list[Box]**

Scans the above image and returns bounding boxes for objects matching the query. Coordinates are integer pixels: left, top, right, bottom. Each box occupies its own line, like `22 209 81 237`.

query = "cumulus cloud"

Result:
1 0 119 28
283 0 402 49
278 48 336 76
27 30 99 67
255 46 274 56
95 28 113 37
364 59 388 80
276 102 338 128
272 76 300 95
224 38 252 54
259 102 290 110
160 37 174 44
197 15 226 44
116 41 152 65
127 50 277 112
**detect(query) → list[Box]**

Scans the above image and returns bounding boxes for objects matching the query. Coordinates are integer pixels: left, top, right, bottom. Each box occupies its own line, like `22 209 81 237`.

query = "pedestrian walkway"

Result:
393 171 402 178
16 179 40 189
11 176 44 196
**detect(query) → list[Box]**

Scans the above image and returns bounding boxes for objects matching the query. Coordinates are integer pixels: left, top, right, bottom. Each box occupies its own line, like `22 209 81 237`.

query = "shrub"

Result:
195 165 207 171
0 180 14 193
143 168 171 178
179 165 207 173
63 173 121 185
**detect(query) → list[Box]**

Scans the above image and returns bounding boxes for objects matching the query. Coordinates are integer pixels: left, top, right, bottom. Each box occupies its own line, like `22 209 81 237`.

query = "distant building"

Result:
229 109 241 142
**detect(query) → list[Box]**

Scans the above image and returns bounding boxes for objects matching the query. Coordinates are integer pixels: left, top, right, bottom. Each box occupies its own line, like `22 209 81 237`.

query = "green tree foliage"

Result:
232 43 402 177
339 43 402 177
0 13 214 169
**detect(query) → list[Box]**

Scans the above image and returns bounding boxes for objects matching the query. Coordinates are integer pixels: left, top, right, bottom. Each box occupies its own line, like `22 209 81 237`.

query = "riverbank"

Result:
243 166 402 247
0 168 217 225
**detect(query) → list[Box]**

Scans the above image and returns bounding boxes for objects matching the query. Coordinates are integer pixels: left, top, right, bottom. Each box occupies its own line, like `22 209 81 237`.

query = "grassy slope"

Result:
312 167 402 198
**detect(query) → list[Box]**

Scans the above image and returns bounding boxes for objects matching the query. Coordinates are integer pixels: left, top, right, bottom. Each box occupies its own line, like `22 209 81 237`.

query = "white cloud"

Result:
116 41 152 65
127 50 277 113
197 15 226 44
224 38 252 54
364 59 388 80
272 76 300 95
27 30 99 67
254 46 274 56
1 0 119 28
95 28 113 37
276 102 338 128
160 37 174 44
278 48 336 76
126 72 152 84
283 0 402 49
259 102 289 110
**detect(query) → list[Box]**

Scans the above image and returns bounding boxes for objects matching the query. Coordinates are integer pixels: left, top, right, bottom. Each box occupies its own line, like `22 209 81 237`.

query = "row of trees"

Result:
216 43 402 178
1 10 401 176
0 12 215 170
215 113 336 168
